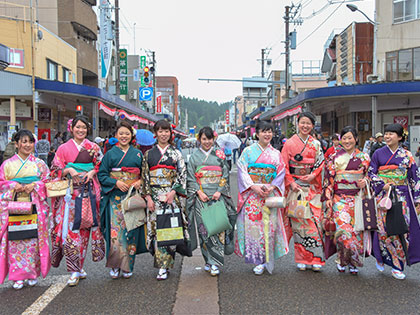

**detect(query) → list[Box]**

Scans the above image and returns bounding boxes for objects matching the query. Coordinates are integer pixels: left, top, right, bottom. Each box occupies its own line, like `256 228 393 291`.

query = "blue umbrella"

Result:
136 129 156 146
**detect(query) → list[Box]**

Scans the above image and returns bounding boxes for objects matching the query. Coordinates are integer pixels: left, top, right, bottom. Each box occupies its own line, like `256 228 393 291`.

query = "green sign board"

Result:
119 49 128 95
140 55 146 87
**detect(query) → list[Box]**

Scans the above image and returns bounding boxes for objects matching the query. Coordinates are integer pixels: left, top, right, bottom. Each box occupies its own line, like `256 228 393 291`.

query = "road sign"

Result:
156 92 162 113
119 49 128 95
133 69 140 82
139 87 153 101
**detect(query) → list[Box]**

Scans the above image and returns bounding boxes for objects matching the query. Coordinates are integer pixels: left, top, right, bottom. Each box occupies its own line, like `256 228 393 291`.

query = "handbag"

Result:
287 190 311 219
362 185 378 231
73 181 98 230
156 203 185 247
354 191 365 232
201 200 232 238
46 179 73 198
6 194 34 215
8 212 38 240
265 196 285 208
121 186 147 232
385 187 409 236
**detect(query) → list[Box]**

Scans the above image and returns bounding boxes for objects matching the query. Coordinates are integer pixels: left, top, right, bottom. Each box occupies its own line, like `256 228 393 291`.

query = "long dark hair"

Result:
13 129 35 143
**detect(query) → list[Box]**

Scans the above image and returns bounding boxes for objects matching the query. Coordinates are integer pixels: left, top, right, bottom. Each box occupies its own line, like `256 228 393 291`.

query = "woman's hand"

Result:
212 191 221 201
165 190 177 204
66 168 80 184
290 181 302 192
146 195 155 212
24 183 35 194
300 174 315 183
251 185 269 198
132 180 142 190
83 170 96 184
265 185 275 194
116 180 129 192
197 190 209 202
14 183 24 193
357 179 367 189
383 183 392 192
326 200 333 209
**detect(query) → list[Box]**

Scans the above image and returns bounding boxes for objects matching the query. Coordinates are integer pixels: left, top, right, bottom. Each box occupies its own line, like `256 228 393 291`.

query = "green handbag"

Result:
201 200 232 238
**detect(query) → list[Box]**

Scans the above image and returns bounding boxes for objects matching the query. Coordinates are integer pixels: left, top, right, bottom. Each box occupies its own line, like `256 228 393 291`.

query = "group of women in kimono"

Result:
1 111 420 290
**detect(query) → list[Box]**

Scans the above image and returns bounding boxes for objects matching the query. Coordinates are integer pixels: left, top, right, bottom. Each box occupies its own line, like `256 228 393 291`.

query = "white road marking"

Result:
21 275 68 315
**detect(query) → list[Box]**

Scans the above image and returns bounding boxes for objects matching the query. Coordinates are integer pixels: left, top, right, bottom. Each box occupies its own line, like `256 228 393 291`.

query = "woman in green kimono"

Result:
187 127 237 276
99 121 147 279
142 120 187 281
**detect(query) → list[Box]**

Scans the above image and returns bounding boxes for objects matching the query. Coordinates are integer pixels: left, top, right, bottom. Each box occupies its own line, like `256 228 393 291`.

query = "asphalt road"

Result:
1 164 420 314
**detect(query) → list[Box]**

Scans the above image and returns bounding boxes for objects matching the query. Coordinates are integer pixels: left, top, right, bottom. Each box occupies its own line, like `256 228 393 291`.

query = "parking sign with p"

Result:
139 87 153 101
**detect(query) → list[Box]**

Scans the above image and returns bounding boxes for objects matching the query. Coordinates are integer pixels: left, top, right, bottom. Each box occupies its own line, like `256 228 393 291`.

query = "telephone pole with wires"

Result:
284 5 290 100
115 0 120 96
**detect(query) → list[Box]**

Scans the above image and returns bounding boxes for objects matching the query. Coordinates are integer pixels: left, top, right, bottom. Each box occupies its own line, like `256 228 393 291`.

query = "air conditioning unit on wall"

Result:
367 74 379 83
129 89 137 100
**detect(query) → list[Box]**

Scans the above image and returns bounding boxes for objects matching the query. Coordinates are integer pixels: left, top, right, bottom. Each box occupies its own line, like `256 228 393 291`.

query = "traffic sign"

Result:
133 69 140 82
139 87 153 101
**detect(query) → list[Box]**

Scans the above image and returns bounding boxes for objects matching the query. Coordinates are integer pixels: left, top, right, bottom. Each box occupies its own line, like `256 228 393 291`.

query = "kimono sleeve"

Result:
0 159 16 194
322 153 336 202
217 155 231 196
172 150 187 197
368 150 385 196
91 143 103 172
237 146 254 194
186 153 200 196
270 151 285 196
312 140 325 178
281 140 295 190
33 158 50 201
407 151 420 203
98 152 117 194
141 151 152 196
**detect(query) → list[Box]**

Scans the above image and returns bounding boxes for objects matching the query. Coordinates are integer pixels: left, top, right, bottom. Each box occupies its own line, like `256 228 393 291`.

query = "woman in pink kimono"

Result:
282 112 325 271
50 116 105 286
235 121 292 275
0 130 50 290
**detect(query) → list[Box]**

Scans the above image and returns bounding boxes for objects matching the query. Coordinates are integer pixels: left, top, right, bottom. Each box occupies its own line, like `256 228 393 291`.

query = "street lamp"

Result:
346 4 377 76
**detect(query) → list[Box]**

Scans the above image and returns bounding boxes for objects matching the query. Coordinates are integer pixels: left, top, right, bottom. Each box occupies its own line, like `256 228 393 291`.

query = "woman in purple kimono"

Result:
235 121 292 275
369 123 420 280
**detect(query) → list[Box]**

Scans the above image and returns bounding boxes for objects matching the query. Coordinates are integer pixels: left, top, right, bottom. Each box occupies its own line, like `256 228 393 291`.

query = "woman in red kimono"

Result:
281 112 325 271
50 116 105 286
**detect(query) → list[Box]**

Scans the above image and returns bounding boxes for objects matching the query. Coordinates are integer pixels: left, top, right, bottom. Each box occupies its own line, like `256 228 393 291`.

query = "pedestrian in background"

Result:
36 133 50 164
98 121 147 280
142 120 188 281
50 116 105 287
324 134 341 161
369 123 420 280
186 126 237 276
235 120 291 275
0 127 7 165
363 136 375 154
224 147 232 171
47 147 55 168
282 112 325 271
323 126 370 275
370 132 385 157
0 129 51 290
53 132 63 150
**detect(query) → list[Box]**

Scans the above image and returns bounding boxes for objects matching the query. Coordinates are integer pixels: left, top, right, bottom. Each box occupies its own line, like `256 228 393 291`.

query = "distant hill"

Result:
179 96 230 131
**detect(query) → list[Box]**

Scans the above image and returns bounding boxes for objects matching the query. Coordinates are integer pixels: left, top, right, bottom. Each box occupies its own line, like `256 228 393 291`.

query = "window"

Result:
9 48 24 68
47 59 58 80
386 52 398 81
62 67 70 82
393 0 420 23
398 49 413 80
414 48 420 79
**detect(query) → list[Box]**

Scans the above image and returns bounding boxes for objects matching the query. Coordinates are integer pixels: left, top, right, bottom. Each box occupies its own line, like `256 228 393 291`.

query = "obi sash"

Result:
149 165 176 187
110 167 140 186
378 165 407 186
334 170 364 191
248 163 276 184
289 161 314 176
11 176 41 184
66 162 94 173
195 165 223 190
8 214 38 240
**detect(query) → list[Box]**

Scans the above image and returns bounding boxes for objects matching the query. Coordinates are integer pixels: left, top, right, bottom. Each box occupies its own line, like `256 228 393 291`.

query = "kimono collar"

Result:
72 138 86 152
387 145 400 155
16 153 31 164
297 134 310 144
257 143 270 152
199 146 213 157
157 144 170 155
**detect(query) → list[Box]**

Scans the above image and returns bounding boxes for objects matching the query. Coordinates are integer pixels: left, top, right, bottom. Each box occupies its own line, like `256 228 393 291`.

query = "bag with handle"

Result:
45 179 73 198
386 187 408 236
287 189 311 219
201 200 232 238
378 187 392 210
156 203 185 247
121 186 147 232
73 181 98 230
362 185 378 231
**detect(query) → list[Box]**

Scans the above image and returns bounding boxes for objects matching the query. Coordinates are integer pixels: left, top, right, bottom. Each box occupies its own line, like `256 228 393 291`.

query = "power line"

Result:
297 0 346 47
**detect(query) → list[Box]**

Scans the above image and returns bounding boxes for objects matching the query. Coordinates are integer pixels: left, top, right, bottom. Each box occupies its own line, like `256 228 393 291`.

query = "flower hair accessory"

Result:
132 127 137 136
67 119 73 132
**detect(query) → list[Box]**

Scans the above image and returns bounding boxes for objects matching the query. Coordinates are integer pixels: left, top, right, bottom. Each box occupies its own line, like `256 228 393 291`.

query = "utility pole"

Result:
284 5 290 100
115 0 120 96
261 48 265 78
152 51 156 114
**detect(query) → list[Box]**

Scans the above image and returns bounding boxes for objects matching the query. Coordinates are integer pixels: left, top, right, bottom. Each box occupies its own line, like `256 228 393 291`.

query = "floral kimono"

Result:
98 145 148 273
369 146 420 271
142 145 187 269
235 143 291 273
50 139 105 273
282 134 325 266
186 146 237 266
323 148 370 267
0 154 50 283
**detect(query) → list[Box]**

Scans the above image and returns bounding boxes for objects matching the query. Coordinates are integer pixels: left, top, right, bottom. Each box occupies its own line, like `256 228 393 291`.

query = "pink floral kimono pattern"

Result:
50 139 105 273
0 154 51 283
235 143 292 273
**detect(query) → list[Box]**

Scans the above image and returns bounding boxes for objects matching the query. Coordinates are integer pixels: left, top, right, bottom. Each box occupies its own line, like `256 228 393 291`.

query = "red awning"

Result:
272 105 302 121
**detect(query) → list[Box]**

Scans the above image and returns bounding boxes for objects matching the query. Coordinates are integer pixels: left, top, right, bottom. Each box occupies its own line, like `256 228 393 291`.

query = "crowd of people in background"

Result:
1 113 420 291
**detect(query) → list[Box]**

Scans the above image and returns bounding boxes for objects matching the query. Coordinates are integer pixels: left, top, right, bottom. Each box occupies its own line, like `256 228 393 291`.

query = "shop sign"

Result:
0 101 31 118
394 116 408 129
38 108 51 122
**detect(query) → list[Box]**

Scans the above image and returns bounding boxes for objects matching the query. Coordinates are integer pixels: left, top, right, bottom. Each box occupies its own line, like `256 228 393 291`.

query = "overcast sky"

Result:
118 0 374 103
